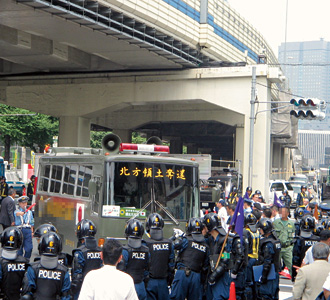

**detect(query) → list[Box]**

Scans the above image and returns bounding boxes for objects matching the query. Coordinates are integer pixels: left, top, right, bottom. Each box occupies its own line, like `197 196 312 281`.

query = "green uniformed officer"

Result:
273 206 295 276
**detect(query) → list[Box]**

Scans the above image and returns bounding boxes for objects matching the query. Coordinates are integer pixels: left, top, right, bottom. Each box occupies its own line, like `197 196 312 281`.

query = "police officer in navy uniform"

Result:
292 214 320 281
144 213 174 300
203 213 230 300
170 217 209 300
230 226 247 300
293 207 305 237
0 227 28 300
228 187 238 205
21 232 71 300
33 223 71 267
120 218 149 300
71 219 102 299
246 186 253 199
282 190 292 208
296 185 308 206
256 218 281 300
243 212 260 300
33 223 58 243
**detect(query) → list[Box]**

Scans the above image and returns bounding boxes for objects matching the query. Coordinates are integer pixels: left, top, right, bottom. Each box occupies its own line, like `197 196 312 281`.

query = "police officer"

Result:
292 214 320 281
170 217 208 300
320 218 329 230
21 232 71 300
243 212 260 300
71 219 102 299
0 176 8 202
33 223 71 267
293 206 305 237
273 206 295 277
296 185 308 206
246 186 253 199
203 213 230 300
120 218 149 300
256 218 281 300
33 223 58 242
320 204 330 219
27 175 35 205
314 223 325 236
254 190 262 196
228 187 238 205
143 213 174 300
14 196 34 261
0 227 28 300
243 199 253 214
282 190 292 208
230 226 247 300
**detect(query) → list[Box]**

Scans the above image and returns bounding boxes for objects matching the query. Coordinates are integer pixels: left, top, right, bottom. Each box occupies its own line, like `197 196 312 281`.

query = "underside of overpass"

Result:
134 121 234 160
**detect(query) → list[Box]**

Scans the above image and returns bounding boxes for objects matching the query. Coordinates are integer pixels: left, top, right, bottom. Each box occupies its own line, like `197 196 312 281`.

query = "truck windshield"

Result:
103 161 199 220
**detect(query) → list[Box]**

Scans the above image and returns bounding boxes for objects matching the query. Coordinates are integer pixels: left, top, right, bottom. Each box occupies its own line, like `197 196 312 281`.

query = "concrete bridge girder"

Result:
91 102 244 130
2 66 271 118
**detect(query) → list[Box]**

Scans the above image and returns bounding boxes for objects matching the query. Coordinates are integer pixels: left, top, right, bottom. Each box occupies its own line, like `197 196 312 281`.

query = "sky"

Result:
228 0 330 56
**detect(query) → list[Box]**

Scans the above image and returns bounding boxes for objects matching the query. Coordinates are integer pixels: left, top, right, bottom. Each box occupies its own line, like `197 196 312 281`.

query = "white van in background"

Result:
269 180 294 205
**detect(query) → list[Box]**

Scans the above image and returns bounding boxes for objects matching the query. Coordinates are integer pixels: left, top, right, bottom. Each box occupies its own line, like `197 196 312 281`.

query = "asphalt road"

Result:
280 277 293 300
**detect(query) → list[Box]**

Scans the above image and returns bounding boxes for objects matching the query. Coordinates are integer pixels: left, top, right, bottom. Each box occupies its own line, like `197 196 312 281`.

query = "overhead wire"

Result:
255 82 330 104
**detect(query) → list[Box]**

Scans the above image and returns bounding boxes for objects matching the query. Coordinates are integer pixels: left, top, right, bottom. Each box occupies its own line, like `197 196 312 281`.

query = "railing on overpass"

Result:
16 0 280 69
16 0 211 68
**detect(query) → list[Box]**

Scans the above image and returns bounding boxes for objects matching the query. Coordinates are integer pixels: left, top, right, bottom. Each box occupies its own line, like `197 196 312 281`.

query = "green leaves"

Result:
0 104 58 152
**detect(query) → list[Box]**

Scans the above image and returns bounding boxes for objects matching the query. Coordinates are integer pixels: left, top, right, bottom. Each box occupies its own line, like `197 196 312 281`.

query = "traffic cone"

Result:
229 281 236 300
22 187 26 196
279 266 292 280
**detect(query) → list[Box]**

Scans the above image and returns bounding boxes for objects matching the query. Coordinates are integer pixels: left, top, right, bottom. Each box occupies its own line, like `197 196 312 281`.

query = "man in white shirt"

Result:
78 238 138 300
216 199 228 231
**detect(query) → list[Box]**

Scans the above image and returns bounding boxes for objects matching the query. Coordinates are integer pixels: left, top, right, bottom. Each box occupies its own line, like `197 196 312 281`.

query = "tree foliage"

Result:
90 131 111 148
90 131 146 148
0 105 58 159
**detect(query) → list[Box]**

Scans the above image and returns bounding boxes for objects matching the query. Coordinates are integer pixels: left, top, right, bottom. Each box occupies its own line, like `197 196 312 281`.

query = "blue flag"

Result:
243 191 250 200
230 196 244 242
274 192 284 208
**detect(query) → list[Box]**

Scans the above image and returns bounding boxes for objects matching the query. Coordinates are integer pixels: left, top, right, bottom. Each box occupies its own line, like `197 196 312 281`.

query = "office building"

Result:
278 39 330 131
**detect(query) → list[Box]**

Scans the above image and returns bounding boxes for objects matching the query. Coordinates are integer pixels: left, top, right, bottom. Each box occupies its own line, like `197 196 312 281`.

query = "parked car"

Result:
269 180 294 206
289 174 308 184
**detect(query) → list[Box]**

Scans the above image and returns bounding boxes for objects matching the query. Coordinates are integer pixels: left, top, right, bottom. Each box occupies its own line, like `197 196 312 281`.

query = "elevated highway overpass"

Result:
0 0 294 195
0 0 278 74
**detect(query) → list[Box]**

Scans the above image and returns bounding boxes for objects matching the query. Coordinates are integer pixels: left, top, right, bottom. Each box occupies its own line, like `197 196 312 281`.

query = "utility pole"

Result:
248 66 257 187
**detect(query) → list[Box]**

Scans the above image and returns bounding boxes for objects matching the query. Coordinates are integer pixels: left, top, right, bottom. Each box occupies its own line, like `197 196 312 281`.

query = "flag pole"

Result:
215 226 232 269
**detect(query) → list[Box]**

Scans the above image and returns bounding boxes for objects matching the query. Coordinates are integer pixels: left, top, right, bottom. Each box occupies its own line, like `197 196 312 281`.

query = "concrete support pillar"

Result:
58 116 90 147
170 139 183 154
235 127 244 172
187 144 198 154
113 129 132 143
243 110 271 201
273 143 281 178
281 147 285 179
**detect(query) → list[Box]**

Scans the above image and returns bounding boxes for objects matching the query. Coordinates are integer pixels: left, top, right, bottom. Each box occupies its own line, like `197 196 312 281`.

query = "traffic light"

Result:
290 98 326 120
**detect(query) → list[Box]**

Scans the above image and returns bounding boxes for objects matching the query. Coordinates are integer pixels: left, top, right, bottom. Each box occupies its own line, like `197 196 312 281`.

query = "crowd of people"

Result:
1 182 330 299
